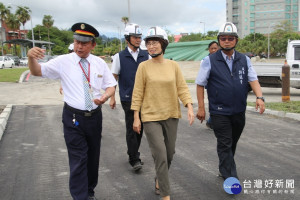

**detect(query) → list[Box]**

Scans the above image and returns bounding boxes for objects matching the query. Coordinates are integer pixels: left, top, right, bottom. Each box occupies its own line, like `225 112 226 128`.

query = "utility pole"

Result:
128 0 131 22
200 21 205 36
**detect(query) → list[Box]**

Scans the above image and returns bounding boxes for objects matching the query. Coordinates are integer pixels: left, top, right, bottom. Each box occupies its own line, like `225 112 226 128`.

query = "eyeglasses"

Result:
146 41 160 47
219 37 235 41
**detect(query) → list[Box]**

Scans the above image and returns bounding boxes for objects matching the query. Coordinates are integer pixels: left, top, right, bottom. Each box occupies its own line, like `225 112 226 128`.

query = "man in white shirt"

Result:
110 23 150 171
27 22 117 200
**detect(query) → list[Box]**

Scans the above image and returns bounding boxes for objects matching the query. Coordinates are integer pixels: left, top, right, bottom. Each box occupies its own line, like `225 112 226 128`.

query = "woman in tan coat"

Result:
131 26 194 200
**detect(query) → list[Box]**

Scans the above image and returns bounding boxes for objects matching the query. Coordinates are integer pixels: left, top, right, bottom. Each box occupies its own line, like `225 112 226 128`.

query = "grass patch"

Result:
0 68 29 82
186 79 195 83
247 101 300 113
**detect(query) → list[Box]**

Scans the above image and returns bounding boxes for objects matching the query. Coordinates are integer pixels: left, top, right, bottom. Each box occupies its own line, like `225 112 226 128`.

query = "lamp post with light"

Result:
267 23 275 60
200 21 205 36
104 20 123 51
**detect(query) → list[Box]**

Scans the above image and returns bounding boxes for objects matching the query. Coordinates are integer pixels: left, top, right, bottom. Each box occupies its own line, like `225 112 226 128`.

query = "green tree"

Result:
243 33 266 42
5 13 20 33
0 3 11 27
15 6 31 30
42 15 54 54
5 13 21 55
121 16 129 27
206 30 218 38
180 33 203 42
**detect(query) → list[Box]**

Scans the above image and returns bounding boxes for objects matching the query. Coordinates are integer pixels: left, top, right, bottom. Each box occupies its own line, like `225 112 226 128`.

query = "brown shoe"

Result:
155 177 160 195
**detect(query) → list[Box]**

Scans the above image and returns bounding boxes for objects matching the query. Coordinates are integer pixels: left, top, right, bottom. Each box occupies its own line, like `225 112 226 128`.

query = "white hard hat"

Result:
68 43 74 51
217 22 238 38
140 40 147 50
124 23 142 36
144 26 169 42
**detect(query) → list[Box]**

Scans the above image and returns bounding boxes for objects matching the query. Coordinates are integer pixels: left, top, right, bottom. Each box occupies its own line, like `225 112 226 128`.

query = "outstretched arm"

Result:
27 47 45 76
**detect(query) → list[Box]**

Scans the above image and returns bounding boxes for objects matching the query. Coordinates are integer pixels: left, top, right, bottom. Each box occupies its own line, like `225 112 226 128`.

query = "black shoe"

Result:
88 195 97 200
140 160 144 165
218 172 225 180
133 161 142 171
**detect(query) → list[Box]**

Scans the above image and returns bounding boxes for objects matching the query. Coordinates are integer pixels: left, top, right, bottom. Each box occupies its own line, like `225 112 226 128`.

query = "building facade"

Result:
227 0 300 38
0 22 28 42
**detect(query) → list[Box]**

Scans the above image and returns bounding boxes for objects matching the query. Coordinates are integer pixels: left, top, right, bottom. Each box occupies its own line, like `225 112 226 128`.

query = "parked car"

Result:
6 55 20 66
244 52 256 58
259 53 267 58
38 55 53 63
20 57 29 66
0 56 15 69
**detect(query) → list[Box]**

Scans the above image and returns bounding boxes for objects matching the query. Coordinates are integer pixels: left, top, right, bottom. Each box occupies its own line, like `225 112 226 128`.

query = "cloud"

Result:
4 0 226 36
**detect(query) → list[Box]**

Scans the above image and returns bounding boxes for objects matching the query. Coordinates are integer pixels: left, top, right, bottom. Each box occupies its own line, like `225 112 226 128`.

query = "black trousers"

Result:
62 105 102 200
211 112 245 179
121 101 143 166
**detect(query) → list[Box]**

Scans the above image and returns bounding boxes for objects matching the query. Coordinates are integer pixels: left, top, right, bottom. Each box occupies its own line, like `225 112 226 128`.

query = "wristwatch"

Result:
256 97 265 102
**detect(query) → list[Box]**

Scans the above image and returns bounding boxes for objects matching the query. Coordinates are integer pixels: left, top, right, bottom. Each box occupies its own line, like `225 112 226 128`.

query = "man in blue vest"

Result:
195 22 265 180
110 23 150 171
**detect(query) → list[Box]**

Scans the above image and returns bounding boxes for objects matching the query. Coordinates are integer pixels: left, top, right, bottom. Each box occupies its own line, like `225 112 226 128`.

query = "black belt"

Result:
64 103 101 117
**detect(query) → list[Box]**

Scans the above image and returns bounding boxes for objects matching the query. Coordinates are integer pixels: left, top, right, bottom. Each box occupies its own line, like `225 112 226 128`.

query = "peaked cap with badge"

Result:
72 22 99 42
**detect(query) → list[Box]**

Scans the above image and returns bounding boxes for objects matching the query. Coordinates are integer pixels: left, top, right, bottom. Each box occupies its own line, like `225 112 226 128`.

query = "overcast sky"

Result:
3 0 226 37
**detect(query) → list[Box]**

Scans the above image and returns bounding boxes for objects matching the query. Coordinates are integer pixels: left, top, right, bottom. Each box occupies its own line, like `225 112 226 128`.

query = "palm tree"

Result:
16 6 31 30
42 15 54 54
121 16 129 27
0 3 11 28
5 13 20 55
5 13 20 35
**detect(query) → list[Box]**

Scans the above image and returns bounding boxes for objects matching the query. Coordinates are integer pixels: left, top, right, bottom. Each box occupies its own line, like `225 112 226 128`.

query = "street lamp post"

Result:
104 20 122 51
30 14 35 47
200 21 205 36
267 23 274 60
128 0 131 22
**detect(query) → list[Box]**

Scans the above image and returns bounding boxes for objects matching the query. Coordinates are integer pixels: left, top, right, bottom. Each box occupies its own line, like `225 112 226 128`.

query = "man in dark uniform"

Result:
110 23 150 171
196 22 265 180
27 22 117 200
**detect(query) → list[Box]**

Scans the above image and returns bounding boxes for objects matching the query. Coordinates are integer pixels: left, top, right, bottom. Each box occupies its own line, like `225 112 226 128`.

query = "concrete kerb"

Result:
0 104 13 141
19 70 30 83
246 106 300 121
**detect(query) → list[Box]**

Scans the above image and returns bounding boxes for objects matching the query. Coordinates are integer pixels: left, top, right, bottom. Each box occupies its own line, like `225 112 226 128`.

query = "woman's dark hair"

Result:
145 37 168 54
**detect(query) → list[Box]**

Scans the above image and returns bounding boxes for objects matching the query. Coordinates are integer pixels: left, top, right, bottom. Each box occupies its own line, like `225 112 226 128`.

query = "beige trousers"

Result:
143 118 179 197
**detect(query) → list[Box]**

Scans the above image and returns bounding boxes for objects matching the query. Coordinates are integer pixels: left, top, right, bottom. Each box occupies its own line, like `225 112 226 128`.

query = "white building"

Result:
226 0 300 38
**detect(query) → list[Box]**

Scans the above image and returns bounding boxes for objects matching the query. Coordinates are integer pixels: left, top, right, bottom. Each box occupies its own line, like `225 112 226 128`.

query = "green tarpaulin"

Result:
164 40 215 61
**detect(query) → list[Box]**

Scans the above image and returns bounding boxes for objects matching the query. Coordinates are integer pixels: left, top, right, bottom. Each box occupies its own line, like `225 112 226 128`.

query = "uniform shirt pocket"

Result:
92 73 103 90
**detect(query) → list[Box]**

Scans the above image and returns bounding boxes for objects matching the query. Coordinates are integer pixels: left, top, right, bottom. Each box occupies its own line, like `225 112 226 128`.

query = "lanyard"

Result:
79 61 91 87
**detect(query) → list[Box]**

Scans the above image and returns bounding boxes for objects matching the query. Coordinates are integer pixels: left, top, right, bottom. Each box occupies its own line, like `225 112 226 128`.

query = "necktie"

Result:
80 58 93 111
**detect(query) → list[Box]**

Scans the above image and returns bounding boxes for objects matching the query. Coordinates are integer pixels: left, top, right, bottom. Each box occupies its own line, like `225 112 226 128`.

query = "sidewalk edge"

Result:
19 70 30 83
0 104 13 141
246 106 300 121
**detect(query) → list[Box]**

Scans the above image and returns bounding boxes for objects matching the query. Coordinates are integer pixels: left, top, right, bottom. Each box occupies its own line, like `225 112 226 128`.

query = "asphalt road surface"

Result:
0 61 299 199
0 104 299 200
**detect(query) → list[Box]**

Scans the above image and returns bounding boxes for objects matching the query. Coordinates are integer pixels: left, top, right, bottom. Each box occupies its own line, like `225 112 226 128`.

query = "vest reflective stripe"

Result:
207 50 249 115
119 48 149 101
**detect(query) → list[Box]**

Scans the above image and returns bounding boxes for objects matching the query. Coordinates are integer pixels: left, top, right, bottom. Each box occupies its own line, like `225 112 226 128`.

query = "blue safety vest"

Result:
207 50 249 115
119 48 148 101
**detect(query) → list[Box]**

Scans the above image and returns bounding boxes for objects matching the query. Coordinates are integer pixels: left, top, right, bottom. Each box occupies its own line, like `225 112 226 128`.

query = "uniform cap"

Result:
71 22 99 42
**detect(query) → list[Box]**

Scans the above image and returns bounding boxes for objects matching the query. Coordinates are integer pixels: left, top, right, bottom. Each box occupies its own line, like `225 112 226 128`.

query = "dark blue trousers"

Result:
121 101 143 166
211 112 245 179
62 105 102 200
